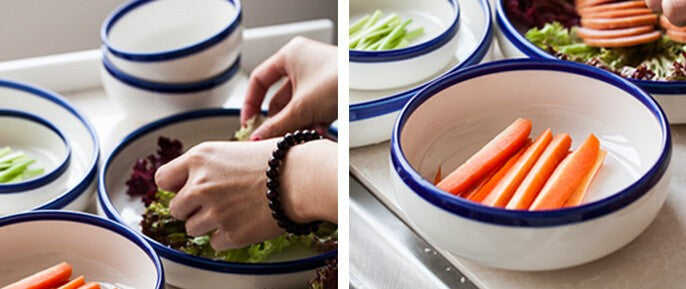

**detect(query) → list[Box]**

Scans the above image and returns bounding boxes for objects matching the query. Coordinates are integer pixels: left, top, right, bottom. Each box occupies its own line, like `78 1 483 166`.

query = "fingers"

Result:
645 0 662 12
250 102 309 140
185 208 219 237
268 81 293 117
241 51 288 126
209 229 250 251
168 185 202 221
663 0 686 26
155 155 190 193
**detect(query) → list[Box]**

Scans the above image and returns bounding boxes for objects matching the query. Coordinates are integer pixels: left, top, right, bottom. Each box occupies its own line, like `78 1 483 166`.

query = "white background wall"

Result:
0 0 337 61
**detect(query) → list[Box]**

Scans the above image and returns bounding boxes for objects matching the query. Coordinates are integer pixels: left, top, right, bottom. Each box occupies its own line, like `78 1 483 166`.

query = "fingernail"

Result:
250 135 261 141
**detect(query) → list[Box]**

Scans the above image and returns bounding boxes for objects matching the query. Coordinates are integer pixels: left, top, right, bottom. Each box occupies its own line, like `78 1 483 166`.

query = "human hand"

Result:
646 0 686 26
241 37 337 141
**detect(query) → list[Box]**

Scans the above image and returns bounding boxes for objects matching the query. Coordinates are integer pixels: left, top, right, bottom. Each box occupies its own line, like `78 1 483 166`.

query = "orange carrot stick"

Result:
76 283 100 289
437 118 532 195
433 166 442 185
530 134 601 211
2 262 72 289
564 150 607 207
468 143 529 203
461 168 497 199
57 276 85 289
482 129 553 207
506 134 572 210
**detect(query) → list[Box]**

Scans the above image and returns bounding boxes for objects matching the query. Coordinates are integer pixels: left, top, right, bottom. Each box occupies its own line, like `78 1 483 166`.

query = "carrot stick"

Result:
482 129 553 207
57 276 85 289
461 168 497 199
467 143 529 203
1 262 72 289
530 134 601 211
433 166 442 185
437 118 532 195
76 283 100 289
564 150 607 207
506 134 572 210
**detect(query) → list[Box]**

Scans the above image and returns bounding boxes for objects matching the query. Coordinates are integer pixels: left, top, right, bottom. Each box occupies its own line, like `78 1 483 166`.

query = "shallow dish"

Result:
0 210 164 288
0 109 71 194
349 0 493 147
494 0 686 123
0 79 99 215
349 0 461 90
390 59 671 270
101 0 242 83
98 108 336 289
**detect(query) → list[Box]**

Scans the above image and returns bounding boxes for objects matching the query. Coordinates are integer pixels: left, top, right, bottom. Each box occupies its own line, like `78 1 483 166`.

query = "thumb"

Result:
250 103 309 140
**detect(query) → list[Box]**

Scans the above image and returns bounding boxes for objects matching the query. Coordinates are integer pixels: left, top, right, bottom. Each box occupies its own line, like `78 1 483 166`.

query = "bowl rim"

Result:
0 109 72 194
390 59 672 227
349 0 492 121
98 108 338 274
494 0 686 94
0 210 165 287
0 79 99 210
101 0 242 62
101 53 241 93
349 0 461 63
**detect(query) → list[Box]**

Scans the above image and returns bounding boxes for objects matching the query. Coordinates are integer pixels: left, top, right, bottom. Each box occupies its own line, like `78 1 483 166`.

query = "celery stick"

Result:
405 27 424 42
367 41 383 51
0 158 33 183
350 14 371 36
395 38 411 49
380 19 411 50
355 27 393 49
7 174 23 183
362 10 382 32
20 168 44 180
0 151 26 165
0 147 10 159
350 13 399 48
0 163 10 170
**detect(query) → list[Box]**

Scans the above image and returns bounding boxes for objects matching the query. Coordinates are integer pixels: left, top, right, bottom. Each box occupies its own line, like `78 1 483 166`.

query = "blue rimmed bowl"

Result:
349 0 461 90
101 0 243 83
494 0 686 124
0 210 164 288
390 59 671 270
101 54 240 120
98 108 337 289
349 0 492 147
0 79 99 215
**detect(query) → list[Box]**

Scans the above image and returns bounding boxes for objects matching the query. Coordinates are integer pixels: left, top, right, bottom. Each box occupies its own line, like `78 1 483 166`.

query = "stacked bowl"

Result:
100 0 243 118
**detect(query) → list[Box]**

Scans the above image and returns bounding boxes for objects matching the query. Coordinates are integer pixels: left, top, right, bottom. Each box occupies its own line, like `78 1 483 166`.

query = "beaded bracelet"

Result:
266 130 323 235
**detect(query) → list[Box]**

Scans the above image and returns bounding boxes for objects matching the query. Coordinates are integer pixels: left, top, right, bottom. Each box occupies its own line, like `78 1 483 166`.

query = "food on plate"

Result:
507 0 686 81
0 147 44 184
308 257 337 289
349 10 425 51
2 262 107 289
434 118 606 210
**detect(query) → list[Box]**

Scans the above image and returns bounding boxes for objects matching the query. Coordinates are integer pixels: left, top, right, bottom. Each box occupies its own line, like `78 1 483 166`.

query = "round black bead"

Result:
272 148 285 160
268 200 280 210
266 167 279 178
293 130 303 142
266 189 279 200
277 220 288 228
284 133 296 146
277 139 290 150
268 157 280 169
272 209 284 219
266 178 279 190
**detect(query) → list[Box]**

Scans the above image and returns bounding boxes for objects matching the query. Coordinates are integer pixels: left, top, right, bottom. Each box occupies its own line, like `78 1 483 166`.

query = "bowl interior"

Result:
0 219 159 288
0 115 67 179
107 0 237 53
401 69 663 204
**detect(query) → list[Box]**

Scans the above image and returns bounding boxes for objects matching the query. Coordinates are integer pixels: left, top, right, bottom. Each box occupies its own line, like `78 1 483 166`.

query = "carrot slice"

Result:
57 276 85 289
581 8 654 19
583 30 661 47
467 143 528 203
564 150 607 207
433 166 442 185
436 118 532 195
461 168 497 199
76 283 100 289
506 134 572 210
660 15 686 31
578 0 647 15
581 14 658 30
530 134 601 211
2 262 72 289
667 29 686 44
482 129 553 208
577 26 655 39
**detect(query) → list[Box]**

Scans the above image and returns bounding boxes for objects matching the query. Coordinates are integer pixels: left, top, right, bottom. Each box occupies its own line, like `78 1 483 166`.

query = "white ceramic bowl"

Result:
349 0 460 90
98 109 337 289
0 109 71 194
0 79 99 215
349 0 493 147
101 54 239 120
494 0 686 124
101 0 242 83
0 210 165 288
390 59 671 271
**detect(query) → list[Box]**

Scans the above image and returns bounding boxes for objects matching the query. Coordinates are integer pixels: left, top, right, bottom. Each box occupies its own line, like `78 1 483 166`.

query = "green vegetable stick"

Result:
355 27 393 49
405 27 424 42
0 147 11 159
0 151 26 165
0 158 34 183
20 168 44 180
349 14 371 36
395 38 411 49
350 13 399 48
380 19 411 50
362 10 383 32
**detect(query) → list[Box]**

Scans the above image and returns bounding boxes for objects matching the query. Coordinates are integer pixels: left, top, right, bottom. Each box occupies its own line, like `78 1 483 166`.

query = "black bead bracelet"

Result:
266 129 323 235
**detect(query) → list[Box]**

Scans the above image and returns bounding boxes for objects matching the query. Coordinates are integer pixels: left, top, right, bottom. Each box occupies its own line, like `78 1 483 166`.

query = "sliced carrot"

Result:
583 30 661 47
530 134 601 211
467 143 528 203
660 15 686 31
667 29 686 44
581 8 654 19
482 129 553 208
564 150 607 207
505 134 572 210
577 26 654 39
578 0 625 9
581 14 658 30
433 166 442 185
1 262 72 289
578 0 647 15
436 118 532 195
76 283 100 289
461 168 497 199
57 276 85 289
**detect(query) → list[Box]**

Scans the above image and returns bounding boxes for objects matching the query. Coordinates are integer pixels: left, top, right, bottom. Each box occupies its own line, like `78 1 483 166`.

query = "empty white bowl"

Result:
390 59 671 270
101 54 240 120
0 210 165 288
350 0 492 147
0 109 71 194
0 79 99 215
98 108 336 289
349 0 460 90
101 0 243 83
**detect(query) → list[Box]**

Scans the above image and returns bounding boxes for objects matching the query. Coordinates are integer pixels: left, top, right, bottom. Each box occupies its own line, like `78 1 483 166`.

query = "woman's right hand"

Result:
646 0 686 26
